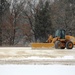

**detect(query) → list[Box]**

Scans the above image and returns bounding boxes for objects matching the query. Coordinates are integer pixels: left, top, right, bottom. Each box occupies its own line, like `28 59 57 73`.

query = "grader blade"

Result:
31 43 54 48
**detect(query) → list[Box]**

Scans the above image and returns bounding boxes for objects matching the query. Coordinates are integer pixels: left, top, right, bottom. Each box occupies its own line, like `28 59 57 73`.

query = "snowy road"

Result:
0 47 75 65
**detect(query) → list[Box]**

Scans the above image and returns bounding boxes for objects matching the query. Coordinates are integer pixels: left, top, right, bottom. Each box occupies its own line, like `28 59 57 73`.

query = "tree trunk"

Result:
0 23 2 46
10 25 16 45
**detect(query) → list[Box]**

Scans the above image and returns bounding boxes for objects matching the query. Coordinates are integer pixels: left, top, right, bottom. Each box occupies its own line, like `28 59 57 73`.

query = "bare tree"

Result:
9 0 25 45
21 0 37 42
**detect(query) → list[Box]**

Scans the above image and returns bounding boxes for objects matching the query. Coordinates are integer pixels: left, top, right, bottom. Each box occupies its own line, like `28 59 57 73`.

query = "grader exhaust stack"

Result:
31 29 75 49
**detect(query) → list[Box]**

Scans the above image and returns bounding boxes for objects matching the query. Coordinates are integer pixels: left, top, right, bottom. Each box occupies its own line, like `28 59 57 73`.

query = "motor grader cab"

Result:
55 29 65 39
31 29 75 49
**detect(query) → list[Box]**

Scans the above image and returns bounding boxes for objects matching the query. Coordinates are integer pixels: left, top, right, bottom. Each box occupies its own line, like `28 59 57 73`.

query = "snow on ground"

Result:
0 65 75 75
0 47 75 60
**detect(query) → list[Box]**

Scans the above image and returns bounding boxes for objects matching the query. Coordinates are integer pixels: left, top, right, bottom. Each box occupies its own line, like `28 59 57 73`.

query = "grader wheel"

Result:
55 41 65 49
61 42 65 49
55 41 61 49
66 41 73 49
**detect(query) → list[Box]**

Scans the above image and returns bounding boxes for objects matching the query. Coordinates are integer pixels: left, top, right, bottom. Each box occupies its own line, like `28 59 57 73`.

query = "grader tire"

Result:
66 41 73 49
55 41 61 49
61 42 65 49
61 46 65 49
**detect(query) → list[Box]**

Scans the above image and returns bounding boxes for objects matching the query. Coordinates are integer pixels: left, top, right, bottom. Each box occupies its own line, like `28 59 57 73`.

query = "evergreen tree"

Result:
0 0 9 46
34 1 52 42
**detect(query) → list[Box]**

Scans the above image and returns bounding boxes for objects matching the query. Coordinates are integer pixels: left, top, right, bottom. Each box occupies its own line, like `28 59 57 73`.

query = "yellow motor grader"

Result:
31 29 75 49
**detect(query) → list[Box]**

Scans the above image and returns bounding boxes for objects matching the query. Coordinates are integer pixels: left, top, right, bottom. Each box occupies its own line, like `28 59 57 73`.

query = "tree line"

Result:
0 0 75 46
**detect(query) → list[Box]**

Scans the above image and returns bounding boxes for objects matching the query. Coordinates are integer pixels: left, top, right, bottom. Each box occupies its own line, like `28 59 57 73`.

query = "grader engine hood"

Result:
65 35 75 45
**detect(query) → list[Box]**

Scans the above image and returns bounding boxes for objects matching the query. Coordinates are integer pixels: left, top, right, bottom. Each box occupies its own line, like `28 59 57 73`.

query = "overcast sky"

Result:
0 65 75 75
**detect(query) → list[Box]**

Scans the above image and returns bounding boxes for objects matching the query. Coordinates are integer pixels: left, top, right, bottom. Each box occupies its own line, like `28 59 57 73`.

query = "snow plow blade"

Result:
31 43 54 48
